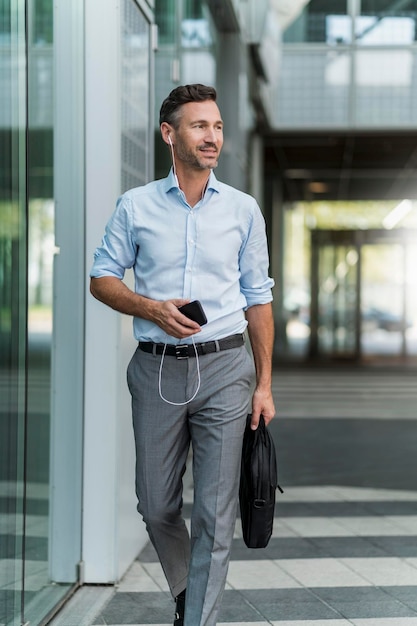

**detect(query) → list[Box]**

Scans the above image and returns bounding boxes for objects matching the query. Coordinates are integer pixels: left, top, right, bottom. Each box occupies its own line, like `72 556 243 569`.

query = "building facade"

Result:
0 1 284 624
3 2 416 624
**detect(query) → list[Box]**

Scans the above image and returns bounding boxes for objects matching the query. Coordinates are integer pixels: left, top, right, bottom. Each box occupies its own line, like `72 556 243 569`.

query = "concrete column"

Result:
215 33 247 192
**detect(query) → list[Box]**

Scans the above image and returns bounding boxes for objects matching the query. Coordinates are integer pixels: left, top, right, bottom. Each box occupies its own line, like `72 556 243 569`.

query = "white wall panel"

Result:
83 0 150 583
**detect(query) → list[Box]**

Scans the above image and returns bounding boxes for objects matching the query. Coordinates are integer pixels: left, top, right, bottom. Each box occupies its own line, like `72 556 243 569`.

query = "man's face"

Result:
172 100 224 171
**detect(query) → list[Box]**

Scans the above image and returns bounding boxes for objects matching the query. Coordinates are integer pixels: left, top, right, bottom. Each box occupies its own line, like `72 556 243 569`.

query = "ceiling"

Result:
263 131 417 202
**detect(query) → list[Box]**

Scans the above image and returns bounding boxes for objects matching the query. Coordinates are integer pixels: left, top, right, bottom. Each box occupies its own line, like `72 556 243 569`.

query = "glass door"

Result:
310 228 416 361
361 239 417 361
310 231 360 359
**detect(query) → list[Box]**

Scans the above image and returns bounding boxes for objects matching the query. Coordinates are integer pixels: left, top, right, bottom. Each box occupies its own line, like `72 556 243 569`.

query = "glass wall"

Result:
122 0 152 192
283 0 350 44
276 0 417 129
283 0 417 45
0 1 27 623
1 1 75 623
358 0 417 45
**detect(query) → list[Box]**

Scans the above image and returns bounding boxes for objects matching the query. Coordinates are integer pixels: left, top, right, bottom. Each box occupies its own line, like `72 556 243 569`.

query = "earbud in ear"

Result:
168 135 173 147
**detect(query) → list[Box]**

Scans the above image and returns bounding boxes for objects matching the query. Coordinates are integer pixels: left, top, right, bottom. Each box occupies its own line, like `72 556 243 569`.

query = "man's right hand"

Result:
153 299 202 339
90 277 201 339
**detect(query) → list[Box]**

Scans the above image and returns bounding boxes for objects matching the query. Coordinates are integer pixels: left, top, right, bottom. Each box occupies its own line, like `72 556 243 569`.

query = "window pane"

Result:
121 0 151 191
155 0 176 45
283 0 349 44
357 1 417 45
33 0 52 44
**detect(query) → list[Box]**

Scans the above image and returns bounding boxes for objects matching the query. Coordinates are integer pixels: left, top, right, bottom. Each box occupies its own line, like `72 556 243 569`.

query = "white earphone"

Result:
168 132 180 188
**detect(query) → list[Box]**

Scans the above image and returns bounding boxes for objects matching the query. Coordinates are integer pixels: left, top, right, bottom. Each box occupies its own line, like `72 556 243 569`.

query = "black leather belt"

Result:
139 333 244 359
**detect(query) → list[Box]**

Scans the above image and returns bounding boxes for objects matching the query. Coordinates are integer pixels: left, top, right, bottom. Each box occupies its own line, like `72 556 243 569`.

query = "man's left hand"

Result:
250 386 275 430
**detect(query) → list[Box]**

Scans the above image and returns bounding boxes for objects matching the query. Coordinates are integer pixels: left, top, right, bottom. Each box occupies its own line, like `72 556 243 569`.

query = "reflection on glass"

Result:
317 245 358 358
283 202 417 361
359 0 417 45
283 0 417 45
1 0 71 622
23 0 57 621
0 1 27 624
121 0 151 191
283 0 349 44
361 244 405 357
155 0 176 45
182 0 211 48
405 237 417 356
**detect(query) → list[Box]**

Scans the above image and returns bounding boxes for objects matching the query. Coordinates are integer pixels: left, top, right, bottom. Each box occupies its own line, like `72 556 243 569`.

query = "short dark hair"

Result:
159 84 217 128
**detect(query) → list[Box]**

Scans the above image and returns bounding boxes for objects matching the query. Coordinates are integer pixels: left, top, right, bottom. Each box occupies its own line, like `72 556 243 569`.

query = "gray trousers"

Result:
127 343 255 626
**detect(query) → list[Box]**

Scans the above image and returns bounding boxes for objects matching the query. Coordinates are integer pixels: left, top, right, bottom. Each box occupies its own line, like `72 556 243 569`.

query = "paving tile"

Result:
140 563 170 592
384 585 417 610
352 619 417 625
276 558 370 587
226 560 301 589
137 542 159 563
270 520 300 538
369 537 417 557
281 517 355 537
340 558 417 586
117 562 162 593
230 537 330 561
337 602 417 619
240 588 342 621
309 536 389 558
275 502 388 517
270 621 350 626
219 623 269 625
313 586 393 603
405 558 417 571
385 516 417 533
313 586 417 618
218 589 271 622
335 516 417 537
49 587 115 626
97 592 172 625
91 619 417 626
365 502 417 516
327 488 417 502
279 486 348 502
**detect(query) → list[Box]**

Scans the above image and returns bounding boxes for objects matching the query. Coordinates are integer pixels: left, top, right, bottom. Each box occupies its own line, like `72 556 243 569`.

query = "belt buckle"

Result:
175 345 189 360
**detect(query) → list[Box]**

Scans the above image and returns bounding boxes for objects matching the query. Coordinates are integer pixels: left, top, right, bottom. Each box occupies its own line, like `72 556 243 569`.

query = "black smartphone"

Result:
178 300 207 326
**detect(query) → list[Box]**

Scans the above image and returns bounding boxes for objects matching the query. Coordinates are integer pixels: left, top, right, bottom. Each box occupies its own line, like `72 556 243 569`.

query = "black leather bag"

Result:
239 414 283 548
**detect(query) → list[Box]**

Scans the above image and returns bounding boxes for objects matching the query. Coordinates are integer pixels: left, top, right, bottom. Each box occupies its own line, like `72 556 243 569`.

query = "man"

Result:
90 84 275 626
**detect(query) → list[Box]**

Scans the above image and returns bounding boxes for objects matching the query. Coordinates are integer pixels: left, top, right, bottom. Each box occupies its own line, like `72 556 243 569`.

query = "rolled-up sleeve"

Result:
239 204 274 308
90 195 137 279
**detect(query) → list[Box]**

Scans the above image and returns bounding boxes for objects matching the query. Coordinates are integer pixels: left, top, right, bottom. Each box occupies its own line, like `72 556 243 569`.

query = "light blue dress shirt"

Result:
91 169 274 343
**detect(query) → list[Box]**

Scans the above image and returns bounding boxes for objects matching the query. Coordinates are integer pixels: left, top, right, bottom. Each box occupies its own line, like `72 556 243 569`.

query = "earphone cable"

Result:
158 336 201 406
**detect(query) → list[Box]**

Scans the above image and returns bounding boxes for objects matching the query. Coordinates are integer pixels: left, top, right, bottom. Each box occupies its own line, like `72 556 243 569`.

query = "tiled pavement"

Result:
50 366 417 626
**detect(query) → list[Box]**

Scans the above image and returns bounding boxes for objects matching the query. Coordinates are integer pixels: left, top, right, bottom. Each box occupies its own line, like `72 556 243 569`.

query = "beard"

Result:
174 140 219 170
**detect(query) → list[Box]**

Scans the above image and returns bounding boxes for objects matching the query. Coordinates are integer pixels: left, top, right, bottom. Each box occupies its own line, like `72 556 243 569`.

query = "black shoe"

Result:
174 589 186 626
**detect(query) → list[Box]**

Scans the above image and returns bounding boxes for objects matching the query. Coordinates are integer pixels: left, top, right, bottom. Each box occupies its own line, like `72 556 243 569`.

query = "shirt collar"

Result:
164 168 220 194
